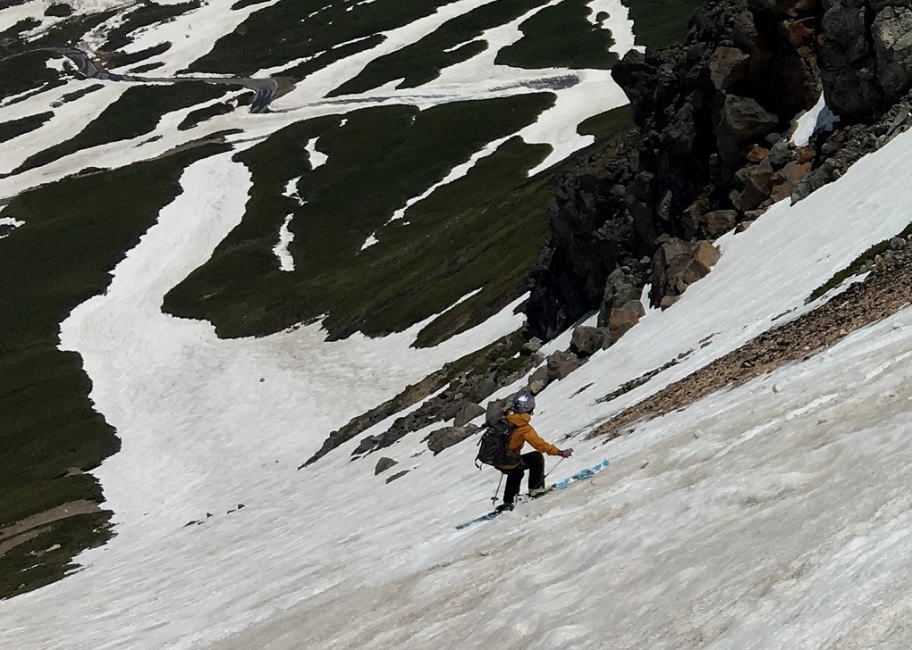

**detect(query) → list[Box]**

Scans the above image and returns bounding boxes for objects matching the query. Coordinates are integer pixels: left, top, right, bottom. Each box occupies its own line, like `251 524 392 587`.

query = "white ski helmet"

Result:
512 391 535 413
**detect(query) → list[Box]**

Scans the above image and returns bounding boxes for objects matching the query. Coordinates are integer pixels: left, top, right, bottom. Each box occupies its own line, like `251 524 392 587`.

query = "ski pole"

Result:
544 456 566 479
491 473 504 505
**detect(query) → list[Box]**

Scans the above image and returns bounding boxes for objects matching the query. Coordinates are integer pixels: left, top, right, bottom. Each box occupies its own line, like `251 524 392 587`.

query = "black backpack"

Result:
475 418 518 469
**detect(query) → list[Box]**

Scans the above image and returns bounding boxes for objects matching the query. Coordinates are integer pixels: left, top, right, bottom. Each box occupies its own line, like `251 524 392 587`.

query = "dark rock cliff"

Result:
526 0 912 340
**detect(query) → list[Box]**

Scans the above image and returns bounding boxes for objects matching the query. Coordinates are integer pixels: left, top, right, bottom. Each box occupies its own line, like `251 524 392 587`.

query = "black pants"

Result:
501 452 545 504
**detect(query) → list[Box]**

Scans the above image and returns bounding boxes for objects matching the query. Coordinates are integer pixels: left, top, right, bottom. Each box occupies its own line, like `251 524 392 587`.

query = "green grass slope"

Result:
495 0 617 69
163 93 557 343
328 0 552 96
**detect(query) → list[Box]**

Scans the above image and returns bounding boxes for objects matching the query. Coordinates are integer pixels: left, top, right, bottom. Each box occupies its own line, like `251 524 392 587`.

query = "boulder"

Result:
570 326 610 357
717 95 780 162
709 46 750 90
873 6 912 101
687 241 722 283
598 268 644 329
731 158 776 211
768 140 791 167
485 396 511 425
745 144 769 163
521 337 543 354
700 210 737 238
605 305 642 343
454 401 485 427
352 435 380 456
374 457 398 475
650 238 721 307
780 160 812 184
426 424 478 455
527 365 550 394
546 351 585 381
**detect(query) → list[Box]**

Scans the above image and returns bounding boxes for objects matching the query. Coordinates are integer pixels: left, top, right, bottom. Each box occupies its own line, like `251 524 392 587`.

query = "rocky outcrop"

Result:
303 331 537 467
526 0 824 339
820 0 912 121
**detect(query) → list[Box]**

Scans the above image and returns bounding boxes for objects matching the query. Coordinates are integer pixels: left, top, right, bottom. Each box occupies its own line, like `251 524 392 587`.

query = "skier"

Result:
495 391 572 512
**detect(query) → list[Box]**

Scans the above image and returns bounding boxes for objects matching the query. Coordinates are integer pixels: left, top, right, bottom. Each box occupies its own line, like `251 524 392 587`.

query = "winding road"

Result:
46 47 281 113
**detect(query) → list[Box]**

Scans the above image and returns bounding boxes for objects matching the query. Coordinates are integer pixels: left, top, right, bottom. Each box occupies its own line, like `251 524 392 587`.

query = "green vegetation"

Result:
808 224 912 302
495 0 617 70
44 3 74 18
105 42 172 70
55 83 104 105
178 100 235 130
16 82 226 172
577 104 633 141
0 50 58 101
329 0 551 96
164 93 556 345
0 111 53 143
622 0 703 49
189 0 462 76
0 144 229 599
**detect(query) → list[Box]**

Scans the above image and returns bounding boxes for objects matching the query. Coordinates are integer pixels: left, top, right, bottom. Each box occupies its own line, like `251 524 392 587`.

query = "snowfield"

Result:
2 84 912 650
2 0 912 648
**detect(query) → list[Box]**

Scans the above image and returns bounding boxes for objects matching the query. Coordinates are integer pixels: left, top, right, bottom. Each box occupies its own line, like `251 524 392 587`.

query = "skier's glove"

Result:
559 448 574 458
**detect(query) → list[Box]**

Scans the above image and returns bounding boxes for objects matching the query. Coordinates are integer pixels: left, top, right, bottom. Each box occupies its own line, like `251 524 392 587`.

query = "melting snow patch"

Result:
0 216 24 239
283 176 304 204
587 0 641 57
305 137 328 169
792 92 839 147
360 232 379 250
273 214 295 272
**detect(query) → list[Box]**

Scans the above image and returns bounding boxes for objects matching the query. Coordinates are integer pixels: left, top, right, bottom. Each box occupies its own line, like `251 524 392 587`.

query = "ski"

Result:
455 459 610 530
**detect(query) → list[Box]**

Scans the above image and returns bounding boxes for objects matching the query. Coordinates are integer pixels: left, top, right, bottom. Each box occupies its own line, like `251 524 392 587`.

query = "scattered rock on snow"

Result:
385 470 410 484
426 424 479 454
546 350 586 381
570 326 610 357
453 401 485 427
527 365 550 394
375 457 398 475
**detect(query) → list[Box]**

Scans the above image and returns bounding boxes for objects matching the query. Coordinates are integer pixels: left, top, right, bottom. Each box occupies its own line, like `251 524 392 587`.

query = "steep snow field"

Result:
2 0 912 648
3 78 912 650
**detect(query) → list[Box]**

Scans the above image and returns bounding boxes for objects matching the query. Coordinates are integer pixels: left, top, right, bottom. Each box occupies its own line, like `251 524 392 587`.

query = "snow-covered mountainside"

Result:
2 0 912 648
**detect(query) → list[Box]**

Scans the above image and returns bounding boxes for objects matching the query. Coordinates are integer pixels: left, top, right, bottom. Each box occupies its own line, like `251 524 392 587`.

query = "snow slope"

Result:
3 73 912 650
2 1 912 648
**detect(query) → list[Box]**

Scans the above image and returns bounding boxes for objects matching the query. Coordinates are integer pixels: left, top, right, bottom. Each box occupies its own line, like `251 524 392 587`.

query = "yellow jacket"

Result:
498 412 561 469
